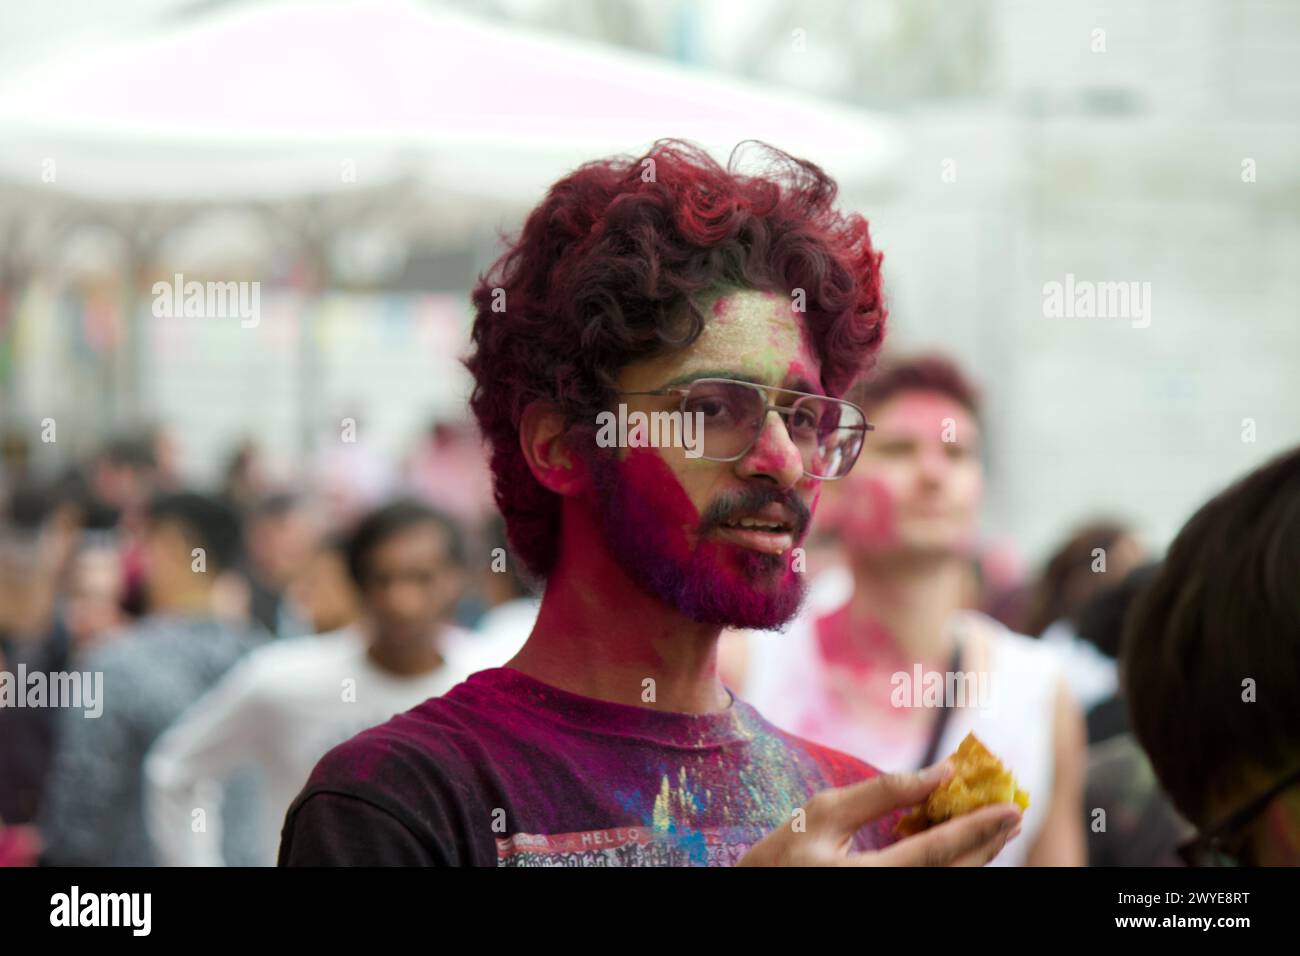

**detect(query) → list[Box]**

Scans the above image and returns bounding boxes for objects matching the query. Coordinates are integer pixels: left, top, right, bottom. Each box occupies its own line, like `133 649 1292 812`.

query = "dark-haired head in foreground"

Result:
1122 445 1300 865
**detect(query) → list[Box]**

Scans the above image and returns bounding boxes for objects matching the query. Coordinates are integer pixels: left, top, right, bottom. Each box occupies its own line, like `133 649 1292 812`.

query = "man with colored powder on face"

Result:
278 139 1024 866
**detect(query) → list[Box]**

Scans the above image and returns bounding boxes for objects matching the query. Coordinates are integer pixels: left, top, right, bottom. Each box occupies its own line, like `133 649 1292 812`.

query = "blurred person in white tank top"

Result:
721 355 1086 866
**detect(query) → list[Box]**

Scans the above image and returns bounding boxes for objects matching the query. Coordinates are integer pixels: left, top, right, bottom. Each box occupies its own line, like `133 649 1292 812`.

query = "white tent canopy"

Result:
0 0 902 205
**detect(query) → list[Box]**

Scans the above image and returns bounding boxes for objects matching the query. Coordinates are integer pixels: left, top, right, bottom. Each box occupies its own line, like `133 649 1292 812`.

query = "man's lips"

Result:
711 504 801 555
712 525 796 555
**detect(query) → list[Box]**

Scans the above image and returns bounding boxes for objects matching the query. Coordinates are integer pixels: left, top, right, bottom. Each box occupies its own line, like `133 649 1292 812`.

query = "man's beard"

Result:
587 449 810 630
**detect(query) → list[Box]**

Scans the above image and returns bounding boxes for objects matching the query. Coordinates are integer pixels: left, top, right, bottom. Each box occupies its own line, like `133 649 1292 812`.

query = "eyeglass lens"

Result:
679 380 865 478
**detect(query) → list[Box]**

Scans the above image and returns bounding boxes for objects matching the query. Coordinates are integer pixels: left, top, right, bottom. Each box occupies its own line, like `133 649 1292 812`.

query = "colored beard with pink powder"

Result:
588 446 812 629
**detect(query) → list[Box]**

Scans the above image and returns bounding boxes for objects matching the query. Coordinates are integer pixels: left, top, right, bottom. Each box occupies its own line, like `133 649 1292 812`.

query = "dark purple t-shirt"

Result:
279 667 899 866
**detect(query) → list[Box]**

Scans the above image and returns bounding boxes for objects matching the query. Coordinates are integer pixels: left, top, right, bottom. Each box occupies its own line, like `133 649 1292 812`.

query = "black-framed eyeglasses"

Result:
1177 763 1300 866
616 377 872 480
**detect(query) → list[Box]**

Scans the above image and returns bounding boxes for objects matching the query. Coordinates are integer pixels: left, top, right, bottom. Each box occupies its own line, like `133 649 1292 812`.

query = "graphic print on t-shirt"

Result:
496 825 763 866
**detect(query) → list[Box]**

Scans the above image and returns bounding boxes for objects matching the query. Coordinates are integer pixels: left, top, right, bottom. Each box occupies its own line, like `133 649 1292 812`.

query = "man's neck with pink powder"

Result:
504 495 731 715
840 551 965 671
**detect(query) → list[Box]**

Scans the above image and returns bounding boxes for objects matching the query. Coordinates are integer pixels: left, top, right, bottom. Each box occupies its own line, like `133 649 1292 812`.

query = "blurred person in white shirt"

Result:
146 499 476 866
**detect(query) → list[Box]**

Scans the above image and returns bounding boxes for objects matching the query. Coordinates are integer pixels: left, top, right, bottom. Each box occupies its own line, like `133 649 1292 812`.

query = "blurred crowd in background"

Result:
0 372 1198 866
0 418 540 866
0 0 1296 869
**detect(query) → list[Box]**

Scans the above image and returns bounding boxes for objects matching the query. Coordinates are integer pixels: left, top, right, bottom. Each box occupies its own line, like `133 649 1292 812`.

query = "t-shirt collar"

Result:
466 666 751 748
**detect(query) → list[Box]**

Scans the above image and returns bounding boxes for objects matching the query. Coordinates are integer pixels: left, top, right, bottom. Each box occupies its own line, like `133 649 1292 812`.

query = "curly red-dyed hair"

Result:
464 139 887 578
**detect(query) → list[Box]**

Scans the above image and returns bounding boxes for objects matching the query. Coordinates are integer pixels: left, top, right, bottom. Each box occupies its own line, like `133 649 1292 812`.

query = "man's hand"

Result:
738 761 1023 866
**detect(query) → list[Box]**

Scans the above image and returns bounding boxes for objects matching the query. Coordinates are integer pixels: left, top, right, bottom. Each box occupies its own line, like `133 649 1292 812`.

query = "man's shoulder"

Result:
789 730 885 786
294 680 489 802
74 629 166 703
282 681 502 865
109 615 261 667
236 628 360 686
78 631 139 674
736 697 883 786
739 701 901 851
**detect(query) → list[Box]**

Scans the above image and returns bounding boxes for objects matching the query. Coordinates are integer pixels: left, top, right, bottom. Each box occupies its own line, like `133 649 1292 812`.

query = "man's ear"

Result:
519 400 588 497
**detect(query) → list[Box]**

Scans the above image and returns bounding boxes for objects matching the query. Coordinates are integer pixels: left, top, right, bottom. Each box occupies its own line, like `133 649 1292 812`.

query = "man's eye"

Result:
687 398 732 421
789 408 819 433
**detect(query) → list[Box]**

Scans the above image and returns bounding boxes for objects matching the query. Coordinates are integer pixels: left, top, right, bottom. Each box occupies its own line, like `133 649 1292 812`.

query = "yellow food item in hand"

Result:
896 732 1030 836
